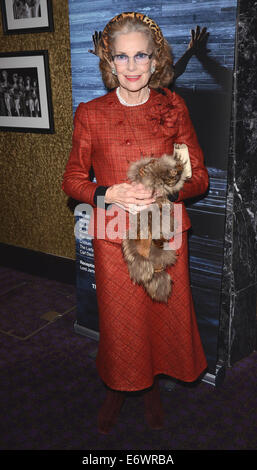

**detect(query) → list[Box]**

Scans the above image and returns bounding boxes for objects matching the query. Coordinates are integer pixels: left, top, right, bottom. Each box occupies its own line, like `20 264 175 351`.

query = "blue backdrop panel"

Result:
74 209 99 334
68 0 237 374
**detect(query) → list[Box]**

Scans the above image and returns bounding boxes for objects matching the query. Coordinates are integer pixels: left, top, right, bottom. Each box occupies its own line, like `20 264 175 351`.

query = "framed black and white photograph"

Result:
0 50 54 133
1 0 54 34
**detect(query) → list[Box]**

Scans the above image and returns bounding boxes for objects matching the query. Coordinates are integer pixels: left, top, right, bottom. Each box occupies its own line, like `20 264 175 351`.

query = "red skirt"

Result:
93 231 207 391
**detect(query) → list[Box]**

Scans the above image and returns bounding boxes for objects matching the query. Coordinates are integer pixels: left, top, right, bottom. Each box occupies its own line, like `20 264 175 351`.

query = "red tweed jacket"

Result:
62 87 209 243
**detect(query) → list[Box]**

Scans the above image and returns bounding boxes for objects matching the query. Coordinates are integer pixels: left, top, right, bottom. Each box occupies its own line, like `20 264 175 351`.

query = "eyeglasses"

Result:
112 52 153 66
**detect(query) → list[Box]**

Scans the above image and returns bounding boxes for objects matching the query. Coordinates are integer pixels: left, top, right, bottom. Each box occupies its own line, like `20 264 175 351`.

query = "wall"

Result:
0 0 75 259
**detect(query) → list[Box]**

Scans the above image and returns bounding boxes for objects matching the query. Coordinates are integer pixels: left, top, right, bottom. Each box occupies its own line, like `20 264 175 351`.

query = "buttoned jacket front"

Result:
62 87 209 243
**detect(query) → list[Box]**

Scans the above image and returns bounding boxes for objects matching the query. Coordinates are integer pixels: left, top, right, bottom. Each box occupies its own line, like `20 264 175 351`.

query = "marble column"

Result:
218 0 257 367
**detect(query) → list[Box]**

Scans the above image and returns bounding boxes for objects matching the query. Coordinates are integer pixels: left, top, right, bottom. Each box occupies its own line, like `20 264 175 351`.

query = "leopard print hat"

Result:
101 11 165 55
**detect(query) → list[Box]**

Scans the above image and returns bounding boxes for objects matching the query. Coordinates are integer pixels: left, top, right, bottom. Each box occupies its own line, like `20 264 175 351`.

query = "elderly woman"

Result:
62 12 209 434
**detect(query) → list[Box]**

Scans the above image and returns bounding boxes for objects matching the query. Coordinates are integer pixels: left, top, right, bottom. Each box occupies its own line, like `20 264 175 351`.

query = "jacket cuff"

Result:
168 192 179 202
93 186 112 210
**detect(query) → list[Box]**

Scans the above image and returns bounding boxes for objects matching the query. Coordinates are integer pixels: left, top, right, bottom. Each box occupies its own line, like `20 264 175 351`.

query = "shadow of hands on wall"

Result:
171 26 233 173
173 25 232 92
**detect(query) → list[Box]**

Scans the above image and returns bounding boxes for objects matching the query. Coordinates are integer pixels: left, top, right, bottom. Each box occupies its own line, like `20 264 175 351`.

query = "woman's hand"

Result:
105 182 156 212
88 31 102 56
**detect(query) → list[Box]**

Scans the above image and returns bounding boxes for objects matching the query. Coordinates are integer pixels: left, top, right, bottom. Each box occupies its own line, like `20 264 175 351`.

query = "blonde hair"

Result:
98 16 174 90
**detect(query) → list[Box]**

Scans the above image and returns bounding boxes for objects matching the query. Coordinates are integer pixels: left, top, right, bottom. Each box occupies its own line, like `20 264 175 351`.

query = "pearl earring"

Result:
151 65 156 74
112 68 117 75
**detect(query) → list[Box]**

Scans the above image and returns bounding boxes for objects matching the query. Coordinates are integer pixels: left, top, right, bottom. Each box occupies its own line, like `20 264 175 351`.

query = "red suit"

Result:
62 87 209 391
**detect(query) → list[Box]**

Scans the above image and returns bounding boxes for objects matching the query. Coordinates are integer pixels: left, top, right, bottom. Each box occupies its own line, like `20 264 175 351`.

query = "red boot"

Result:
98 388 126 434
144 378 164 430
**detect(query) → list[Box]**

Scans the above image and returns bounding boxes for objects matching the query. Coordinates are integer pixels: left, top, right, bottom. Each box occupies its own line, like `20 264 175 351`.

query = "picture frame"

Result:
1 0 54 34
0 50 54 133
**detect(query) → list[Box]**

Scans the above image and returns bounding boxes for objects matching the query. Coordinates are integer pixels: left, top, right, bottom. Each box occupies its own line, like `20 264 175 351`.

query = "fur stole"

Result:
122 146 189 303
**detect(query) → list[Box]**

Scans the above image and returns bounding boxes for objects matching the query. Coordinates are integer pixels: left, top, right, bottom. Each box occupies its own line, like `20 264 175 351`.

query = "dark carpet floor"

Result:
0 266 256 451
